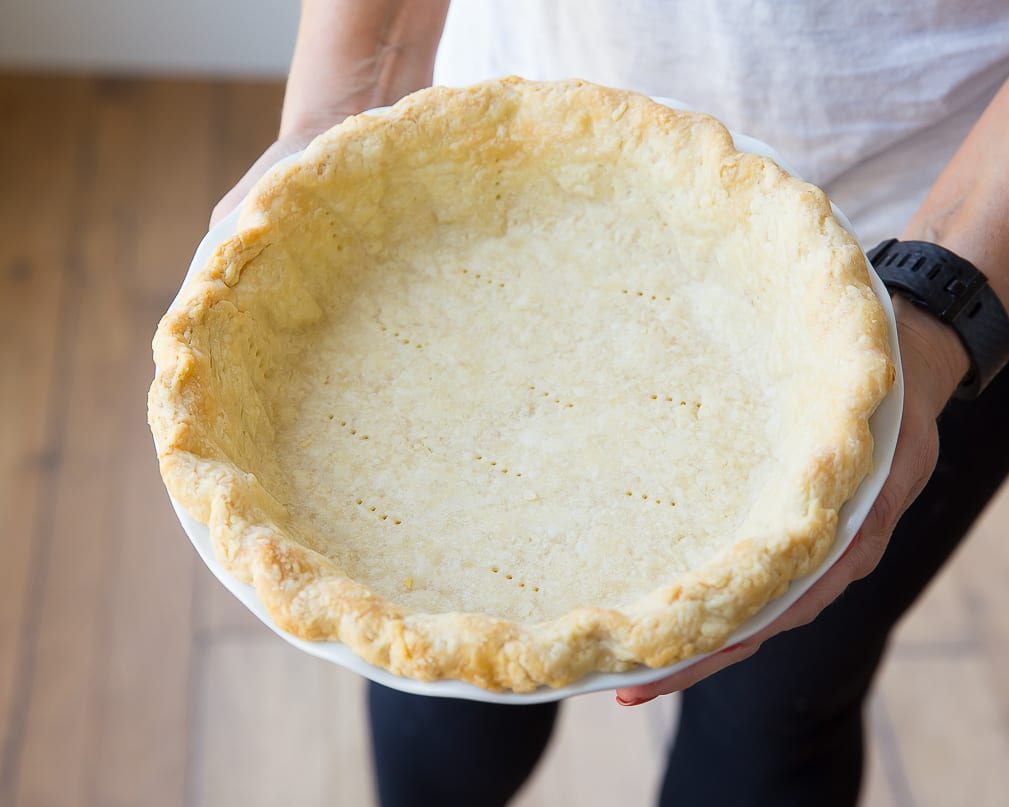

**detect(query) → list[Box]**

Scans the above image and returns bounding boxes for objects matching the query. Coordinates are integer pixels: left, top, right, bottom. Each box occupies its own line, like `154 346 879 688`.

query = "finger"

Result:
615 639 763 703
617 325 944 704
853 422 937 585
209 185 247 230
614 564 847 704
616 523 875 703
209 134 318 228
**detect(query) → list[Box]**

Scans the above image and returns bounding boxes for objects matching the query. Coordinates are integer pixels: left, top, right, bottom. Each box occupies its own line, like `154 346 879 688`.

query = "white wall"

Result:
0 0 299 77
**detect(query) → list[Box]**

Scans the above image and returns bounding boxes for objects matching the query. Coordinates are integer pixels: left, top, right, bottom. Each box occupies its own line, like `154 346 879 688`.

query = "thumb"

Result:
210 133 319 228
849 295 970 579
852 407 938 580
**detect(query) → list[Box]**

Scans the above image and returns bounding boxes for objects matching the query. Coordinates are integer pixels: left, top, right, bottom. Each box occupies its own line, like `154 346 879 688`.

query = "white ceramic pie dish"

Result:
164 98 903 704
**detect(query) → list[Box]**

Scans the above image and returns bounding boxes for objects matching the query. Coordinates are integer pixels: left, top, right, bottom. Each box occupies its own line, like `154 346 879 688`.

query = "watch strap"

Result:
867 238 1009 399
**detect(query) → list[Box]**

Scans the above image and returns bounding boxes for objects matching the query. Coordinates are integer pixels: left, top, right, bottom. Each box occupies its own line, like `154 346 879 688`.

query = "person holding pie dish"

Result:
206 1 1009 805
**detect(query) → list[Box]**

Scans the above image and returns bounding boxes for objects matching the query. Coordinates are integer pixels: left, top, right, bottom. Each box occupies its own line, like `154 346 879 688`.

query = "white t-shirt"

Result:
435 0 1009 246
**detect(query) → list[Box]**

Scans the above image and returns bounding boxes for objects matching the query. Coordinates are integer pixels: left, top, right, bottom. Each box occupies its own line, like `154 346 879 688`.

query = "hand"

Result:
209 127 338 229
615 297 969 705
208 0 449 229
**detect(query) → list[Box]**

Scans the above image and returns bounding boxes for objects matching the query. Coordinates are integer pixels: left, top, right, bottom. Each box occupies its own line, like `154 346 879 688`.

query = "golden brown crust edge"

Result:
148 78 894 692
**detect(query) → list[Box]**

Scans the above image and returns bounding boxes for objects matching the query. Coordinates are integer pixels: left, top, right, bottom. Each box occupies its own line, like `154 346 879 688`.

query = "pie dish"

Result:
149 78 895 693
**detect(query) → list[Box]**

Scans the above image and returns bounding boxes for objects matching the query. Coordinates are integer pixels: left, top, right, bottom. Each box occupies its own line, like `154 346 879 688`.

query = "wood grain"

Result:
954 493 1009 724
879 654 1009 807
85 79 219 807
191 638 375 807
0 75 92 804
513 691 668 807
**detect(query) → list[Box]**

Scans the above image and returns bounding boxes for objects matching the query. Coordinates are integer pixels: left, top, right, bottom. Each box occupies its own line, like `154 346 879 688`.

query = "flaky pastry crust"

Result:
149 78 893 692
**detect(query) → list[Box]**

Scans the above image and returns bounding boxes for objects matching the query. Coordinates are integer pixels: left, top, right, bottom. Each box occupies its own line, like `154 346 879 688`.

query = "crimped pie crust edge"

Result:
148 78 894 692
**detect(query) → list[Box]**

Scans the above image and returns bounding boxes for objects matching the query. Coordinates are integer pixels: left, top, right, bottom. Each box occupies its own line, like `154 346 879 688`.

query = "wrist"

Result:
902 213 1009 314
279 107 356 141
280 0 448 139
870 237 1009 398
892 296 970 405
279 73 428 141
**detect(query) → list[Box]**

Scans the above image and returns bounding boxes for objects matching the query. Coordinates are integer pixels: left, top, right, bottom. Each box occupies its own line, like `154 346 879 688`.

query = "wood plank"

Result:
863 693 910 807
209 79 284 213
0 74 91 803
513 691 666 807
951 485 1009 728
191 636 375 807
10 75 139 807
131 79 220 307
10 77 197 807
87 79 217 807
878 653 1009 807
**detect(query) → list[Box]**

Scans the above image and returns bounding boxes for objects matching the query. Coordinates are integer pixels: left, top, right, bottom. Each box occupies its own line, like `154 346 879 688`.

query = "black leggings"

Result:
369 369 1009 807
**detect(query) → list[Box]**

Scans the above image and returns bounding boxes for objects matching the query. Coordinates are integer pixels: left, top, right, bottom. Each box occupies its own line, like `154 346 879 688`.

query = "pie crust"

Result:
149 78 894 692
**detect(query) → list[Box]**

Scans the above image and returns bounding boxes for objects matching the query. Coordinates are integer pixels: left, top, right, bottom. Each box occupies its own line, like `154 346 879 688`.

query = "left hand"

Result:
615 297 969 705
210 130 325 229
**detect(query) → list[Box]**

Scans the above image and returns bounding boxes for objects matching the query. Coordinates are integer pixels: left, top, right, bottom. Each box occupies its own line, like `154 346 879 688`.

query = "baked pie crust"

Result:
149 78 894 692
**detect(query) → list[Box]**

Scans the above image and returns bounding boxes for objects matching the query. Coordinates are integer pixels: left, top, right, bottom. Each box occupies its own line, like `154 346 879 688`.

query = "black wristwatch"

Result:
867 239 1009 399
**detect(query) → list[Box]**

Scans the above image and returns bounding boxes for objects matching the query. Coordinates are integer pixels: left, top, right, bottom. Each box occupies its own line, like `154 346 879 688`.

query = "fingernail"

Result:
616 694 656 707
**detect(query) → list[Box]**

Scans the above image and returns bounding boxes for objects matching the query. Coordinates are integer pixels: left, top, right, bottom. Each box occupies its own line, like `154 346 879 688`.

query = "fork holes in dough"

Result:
490 567 540 593
529 384 575 409
625 489 677 507
355 498 403 524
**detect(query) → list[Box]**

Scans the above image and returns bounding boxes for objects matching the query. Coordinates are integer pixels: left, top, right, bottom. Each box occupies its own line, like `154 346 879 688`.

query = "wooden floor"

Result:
1 74 1007 807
